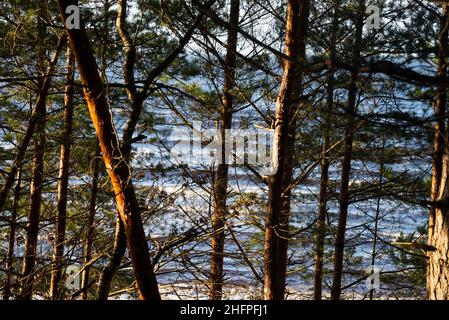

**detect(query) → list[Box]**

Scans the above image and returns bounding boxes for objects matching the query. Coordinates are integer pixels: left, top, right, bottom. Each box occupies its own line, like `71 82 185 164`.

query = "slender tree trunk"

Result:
313 69 333 300
264 0 309 300
209 0 239 301
0 37 65 214
81 147 100 300
95 0 214 299
49 45 75 300
94 0 141 300
330 0 364 300
96 216 127 300
2 169 22 300
56 0 160 300
427 2 449 300
19 70 48 301
369 133 385 300
313 0 340 300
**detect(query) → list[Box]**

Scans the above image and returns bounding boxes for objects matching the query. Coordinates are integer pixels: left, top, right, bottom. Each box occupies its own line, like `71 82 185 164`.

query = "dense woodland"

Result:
0 0 449 300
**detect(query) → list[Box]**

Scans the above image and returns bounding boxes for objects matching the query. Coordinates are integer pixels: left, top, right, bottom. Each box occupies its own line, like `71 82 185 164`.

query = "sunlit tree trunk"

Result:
264 0 309 300
427 1 449 300
56 0 160 300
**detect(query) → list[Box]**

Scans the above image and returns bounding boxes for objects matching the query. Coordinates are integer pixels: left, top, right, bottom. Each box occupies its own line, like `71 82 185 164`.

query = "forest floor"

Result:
107 281 422 300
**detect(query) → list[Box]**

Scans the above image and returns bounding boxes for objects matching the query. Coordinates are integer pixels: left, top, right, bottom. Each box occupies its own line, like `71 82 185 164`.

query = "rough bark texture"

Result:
264 0 309 300
330 0 364 300
2 169 22 300
427 2 449 300
56 0 161 300
208 0 239 301
50 45 75 299
277 2 309 297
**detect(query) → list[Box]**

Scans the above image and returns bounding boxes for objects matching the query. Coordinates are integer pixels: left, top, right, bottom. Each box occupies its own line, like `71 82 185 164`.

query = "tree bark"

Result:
81 147 100 300
427 2 449 300
314 0 340 300
19 67 48 301
49 45 75 300
94 0 214 299
264 0 309 300
2 169 22 300
330 0 364 300
208 0 239 301
56 0 160 300
96 216 127 300
0 37 65 214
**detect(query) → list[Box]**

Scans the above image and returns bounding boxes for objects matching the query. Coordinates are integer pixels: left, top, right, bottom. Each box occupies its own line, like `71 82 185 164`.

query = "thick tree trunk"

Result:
96 216 127 300
94 0 213 299
94 0 145 300
208 0 239 301
277 2 309 297
428 176 449 299
81 147 100 300
427 2 449 300
314 0 340 300
264 0 309 300
56 0 160 300
330 0 364 300
49 46 75 299
2 169 22 300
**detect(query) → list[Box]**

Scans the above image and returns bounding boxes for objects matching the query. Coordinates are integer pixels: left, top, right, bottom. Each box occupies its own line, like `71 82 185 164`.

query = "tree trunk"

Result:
95 0 212 299
330 0 364 300
0 37 65 214
19 68 48 301
314 67 333 301
264 0 309 300
427 1 449 300
314 0 340 300
96 216 127 300
94 0 145 300
2 169 22 300
370 133 385 300
56 0 160 300
49 45 75 300
81 147 100 300
208 0 239 301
